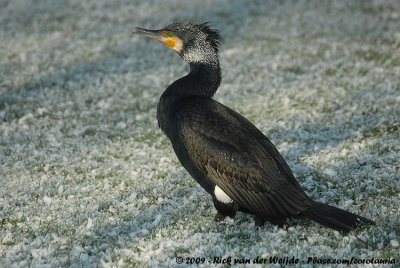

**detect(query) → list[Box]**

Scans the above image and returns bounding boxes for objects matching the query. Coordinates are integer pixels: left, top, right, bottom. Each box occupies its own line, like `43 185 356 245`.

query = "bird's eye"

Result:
169 32 175 37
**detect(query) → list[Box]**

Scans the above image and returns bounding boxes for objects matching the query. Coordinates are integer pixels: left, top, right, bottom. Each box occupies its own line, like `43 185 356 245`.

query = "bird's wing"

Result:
177 99 310 219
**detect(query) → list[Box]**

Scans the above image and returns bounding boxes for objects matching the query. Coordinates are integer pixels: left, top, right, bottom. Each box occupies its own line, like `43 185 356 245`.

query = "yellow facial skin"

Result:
160 31 183 53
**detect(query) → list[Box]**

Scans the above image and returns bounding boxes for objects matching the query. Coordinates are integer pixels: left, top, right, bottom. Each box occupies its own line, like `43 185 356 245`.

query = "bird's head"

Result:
131 22 221 65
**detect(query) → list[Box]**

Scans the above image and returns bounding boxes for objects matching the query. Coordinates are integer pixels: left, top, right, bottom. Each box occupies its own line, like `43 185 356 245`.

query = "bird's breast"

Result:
156 95 182 141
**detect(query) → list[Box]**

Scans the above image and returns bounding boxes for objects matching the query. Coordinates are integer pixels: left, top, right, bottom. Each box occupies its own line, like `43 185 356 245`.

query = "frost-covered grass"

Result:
1 0 400 267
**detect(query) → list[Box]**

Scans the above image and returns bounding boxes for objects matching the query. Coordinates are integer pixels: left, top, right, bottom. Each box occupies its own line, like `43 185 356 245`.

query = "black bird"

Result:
131 22 374 232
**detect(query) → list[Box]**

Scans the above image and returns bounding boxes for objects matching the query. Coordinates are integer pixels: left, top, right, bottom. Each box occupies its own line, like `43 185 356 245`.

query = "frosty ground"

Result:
1 0 399 267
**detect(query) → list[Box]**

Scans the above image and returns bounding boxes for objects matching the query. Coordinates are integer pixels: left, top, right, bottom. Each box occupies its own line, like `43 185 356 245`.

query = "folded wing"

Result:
177 99 311 220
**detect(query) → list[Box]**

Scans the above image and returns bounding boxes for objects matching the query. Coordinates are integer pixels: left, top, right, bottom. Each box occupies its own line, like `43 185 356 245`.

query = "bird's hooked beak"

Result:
131 27 162 40
131 27 183 53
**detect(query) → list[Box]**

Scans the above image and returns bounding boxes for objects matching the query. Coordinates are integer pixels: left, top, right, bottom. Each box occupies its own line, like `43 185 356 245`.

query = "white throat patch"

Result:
182 46 219 66
214 186 233 204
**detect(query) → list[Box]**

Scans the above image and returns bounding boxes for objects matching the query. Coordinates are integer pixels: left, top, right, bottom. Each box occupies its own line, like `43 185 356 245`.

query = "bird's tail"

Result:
302 201 375 233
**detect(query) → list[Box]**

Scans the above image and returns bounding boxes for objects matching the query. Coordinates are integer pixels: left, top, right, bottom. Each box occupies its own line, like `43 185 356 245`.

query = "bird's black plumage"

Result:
132 22 374 232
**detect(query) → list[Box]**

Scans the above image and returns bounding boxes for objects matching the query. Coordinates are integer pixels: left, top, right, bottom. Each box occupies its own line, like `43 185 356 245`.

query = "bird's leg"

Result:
254 216 266 226
213 199 237 222
214 212 226 222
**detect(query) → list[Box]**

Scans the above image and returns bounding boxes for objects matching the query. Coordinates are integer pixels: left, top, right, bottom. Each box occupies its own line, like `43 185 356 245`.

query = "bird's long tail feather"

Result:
302 201 375 232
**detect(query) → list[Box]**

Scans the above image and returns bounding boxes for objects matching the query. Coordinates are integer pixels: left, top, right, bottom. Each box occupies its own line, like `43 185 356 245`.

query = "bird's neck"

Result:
163 61 221 99
157 60 221 135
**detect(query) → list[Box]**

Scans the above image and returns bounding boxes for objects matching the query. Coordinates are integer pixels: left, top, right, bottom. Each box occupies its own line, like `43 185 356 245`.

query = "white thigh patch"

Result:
214 186 233 204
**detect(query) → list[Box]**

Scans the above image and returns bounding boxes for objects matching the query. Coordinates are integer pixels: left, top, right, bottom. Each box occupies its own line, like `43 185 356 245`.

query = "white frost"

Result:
0 1 398 267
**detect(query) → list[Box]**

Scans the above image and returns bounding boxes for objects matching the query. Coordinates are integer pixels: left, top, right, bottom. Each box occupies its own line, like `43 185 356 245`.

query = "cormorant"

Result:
131 22 374 232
